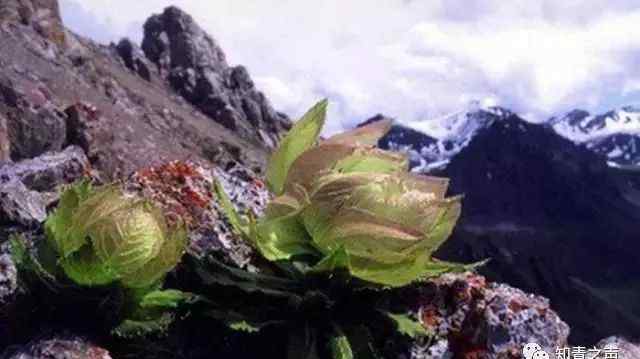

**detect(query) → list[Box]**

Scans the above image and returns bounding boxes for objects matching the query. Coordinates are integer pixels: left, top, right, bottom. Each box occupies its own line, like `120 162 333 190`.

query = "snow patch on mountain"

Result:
371 103 512 173
550 106 640 165
551 106 640 142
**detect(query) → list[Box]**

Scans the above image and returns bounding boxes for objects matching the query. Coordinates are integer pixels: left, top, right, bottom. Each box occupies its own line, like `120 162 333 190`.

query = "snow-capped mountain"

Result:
550 107 640 166
362 105 512 172
366 104 640 173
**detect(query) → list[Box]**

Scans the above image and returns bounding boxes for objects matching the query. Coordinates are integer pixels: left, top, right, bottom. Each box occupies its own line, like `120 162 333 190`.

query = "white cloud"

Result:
59 0 640 135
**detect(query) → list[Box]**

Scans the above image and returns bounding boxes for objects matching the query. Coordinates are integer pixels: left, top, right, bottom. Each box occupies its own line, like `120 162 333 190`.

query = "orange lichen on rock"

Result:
129 160 213 227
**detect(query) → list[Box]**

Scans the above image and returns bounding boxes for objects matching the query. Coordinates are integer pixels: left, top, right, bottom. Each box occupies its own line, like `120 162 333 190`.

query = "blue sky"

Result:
59 0 640 135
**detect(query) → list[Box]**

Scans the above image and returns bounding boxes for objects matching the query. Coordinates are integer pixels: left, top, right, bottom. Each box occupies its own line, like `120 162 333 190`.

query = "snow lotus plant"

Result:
216 99 467 287
9 181 192 337
203 99 479 358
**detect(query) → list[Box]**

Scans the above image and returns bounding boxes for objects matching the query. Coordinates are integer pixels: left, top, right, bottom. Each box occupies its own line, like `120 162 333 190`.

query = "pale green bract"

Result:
44 182 187 289
216 99 472 287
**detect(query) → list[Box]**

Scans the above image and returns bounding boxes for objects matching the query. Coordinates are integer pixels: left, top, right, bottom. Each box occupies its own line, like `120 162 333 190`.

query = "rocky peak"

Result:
141 6 290 147
0 0 65 46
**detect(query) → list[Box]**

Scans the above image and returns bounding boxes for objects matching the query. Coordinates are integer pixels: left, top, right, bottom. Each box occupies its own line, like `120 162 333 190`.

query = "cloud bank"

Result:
60 0 640 135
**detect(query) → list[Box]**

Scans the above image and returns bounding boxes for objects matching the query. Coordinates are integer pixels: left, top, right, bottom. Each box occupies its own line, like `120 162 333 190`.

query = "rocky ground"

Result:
0 0 638 358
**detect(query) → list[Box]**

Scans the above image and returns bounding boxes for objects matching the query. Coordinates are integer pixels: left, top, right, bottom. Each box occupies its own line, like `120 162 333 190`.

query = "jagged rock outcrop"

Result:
114 38 152 82
141 6 291 147
0 0 66 46
0 0 287 181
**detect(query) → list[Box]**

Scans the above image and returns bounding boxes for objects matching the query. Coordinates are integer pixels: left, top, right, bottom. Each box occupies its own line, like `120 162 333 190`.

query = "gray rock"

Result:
597 337 640 359
115 38 152 82
0 146 89 227
410 273 569 359
141 6 290 147
0 75 67 161
125 160 269 268
0 251 18 307
0 113 9 162
0 180 46 226
0 0 66 47
6 105 67 161
5 334 112 359
0 146 88 192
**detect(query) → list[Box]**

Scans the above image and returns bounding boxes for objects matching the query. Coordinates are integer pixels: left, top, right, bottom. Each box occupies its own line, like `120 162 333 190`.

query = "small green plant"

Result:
201 99 480 358
10 181 191 337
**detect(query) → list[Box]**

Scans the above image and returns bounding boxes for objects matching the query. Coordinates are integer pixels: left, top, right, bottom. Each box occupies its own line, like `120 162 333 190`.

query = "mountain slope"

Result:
0 2 288 179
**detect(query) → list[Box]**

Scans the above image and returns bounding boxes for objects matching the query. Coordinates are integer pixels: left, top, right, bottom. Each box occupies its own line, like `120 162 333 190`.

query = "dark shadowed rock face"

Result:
429 114 640 344
0 75 67 161
114 38 152 82
141 6 290 147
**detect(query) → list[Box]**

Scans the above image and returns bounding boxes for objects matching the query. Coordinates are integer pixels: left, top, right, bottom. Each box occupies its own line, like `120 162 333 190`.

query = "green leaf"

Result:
112 313 174 339
8 234 27 268
213 179 250 240
229 320 262 333
206 308 283 333
194 257 302 298
59 245 118 287
310 246 350 274
333 148 408 174
9 234 60 289
139 289 194 309
267 99 328 195
44 180 93 258
121 222 187 289
91 200 167 278
255 210 317 261
384 312 429 338
421 258 490 279
329 325 354 359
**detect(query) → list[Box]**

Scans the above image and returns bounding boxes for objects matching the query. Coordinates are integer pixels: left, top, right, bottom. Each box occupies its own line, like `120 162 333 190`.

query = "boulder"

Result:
126 160 269 267
4 334 112 359
0 180 46 227
0 146 89 227
407 273 569 358
0 146 89 192
597 337 640 359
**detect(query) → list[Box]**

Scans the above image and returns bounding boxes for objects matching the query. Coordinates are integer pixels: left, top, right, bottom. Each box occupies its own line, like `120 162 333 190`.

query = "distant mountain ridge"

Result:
551 106 640 166
368 105 640 172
